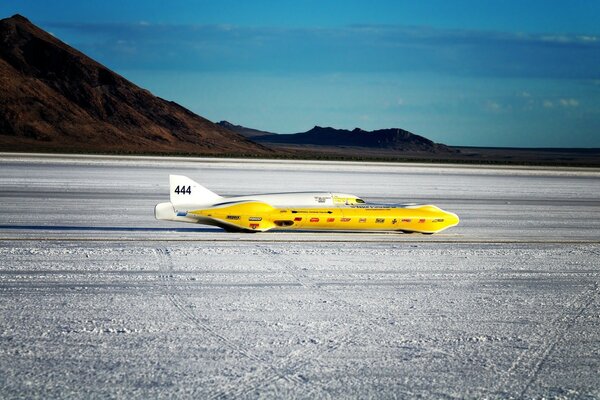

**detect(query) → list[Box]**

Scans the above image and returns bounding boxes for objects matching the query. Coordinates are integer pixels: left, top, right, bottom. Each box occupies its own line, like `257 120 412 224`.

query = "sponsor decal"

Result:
314 196 330 203
327 218 335 223
341 218 351 222
226 215 241 220
375 218 385 223
310 218 319 223
392 219 398 224
401 218 411 223
250 223 260 229
294 217 303 222
248 217 262 221
419 219 426 223
359 218 367 223
333 196 357 205
432 218 444 223
176 211 188 217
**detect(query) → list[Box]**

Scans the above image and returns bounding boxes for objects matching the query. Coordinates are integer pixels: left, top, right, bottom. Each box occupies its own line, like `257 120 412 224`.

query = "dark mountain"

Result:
268 126 452 152
0 14 270 155
222 122 454 153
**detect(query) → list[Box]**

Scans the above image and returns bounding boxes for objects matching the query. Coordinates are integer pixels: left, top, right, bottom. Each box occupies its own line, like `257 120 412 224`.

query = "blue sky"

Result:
3 1 600 147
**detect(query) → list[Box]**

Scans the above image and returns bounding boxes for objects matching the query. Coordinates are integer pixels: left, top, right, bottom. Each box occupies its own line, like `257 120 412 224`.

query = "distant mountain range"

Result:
218 121 454 153
0 14 269 155
217 121 600 165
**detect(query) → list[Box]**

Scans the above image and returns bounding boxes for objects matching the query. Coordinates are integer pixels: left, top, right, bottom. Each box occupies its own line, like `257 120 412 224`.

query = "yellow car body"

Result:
187 201 459 234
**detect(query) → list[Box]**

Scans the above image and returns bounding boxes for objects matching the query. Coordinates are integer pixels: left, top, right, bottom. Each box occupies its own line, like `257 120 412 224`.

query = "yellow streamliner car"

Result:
155 175 459 234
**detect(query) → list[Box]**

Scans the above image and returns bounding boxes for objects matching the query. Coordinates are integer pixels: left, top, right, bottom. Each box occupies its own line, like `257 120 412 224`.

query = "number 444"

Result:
174 185 191 194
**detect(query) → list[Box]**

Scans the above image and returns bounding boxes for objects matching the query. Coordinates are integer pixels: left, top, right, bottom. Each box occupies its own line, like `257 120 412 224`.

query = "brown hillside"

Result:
0 14 270 155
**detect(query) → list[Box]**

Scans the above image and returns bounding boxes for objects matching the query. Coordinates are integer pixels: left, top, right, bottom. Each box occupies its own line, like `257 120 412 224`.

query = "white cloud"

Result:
542 98 579 109
540 35 598 44
559 98 579 107
486 101 502 112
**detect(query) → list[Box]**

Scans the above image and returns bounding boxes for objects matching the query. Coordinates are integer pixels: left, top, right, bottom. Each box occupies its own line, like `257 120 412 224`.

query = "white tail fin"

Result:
169 175 222 208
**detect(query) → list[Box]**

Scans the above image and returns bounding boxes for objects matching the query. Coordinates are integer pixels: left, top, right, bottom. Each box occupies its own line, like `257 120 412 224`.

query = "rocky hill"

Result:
219 122 454 153
0 14 269 155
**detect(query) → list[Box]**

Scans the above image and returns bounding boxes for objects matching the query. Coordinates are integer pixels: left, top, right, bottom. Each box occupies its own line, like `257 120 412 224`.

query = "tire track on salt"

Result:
153 247 305 399
495 281 599 397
